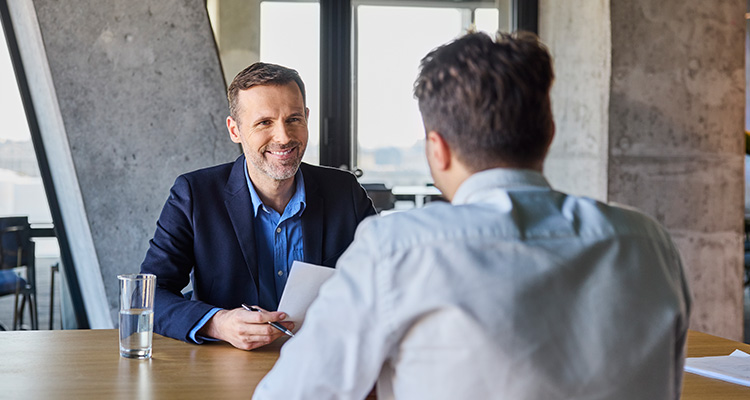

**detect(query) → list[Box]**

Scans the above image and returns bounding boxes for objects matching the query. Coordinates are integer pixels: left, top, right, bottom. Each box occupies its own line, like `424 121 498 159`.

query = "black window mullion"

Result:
512 0 538 34
319 0 353 169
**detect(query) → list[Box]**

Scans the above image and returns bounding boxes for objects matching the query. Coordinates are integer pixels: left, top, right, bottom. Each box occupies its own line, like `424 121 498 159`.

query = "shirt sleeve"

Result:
187 307 222 344
252 218 391 399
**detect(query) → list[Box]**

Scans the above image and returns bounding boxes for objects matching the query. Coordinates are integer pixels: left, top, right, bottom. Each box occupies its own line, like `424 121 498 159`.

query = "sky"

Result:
0 22 31 143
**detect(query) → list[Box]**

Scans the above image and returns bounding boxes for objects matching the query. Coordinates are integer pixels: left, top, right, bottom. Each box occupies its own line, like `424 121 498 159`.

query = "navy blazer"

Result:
140 156 376 342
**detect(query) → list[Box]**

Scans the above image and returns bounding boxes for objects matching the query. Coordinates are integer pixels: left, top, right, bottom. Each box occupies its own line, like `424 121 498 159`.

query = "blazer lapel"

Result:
224 156 260 290
301 164 324 265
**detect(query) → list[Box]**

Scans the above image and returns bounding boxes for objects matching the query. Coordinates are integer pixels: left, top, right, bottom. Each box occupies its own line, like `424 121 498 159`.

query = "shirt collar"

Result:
452 168 551 205
244 164 307 218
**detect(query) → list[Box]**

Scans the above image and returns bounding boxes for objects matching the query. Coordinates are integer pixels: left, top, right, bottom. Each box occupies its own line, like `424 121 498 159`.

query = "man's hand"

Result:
198 306 294 350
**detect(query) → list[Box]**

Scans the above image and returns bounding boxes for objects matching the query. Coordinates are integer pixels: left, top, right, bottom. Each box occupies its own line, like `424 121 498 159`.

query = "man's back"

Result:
255 168 690 400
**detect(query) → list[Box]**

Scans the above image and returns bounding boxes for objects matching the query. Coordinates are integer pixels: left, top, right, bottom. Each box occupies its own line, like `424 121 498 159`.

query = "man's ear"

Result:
227 116 241 144
426 131 451 171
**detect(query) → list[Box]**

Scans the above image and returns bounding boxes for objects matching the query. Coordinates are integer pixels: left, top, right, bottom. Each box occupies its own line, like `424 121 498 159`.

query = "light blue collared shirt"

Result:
188 166 306 344
246 167 306 310
255 168 691 399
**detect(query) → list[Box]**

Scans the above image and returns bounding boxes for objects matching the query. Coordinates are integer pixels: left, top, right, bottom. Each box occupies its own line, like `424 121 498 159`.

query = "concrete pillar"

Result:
207 0 261 85
9 0 237 327
541 1 745 339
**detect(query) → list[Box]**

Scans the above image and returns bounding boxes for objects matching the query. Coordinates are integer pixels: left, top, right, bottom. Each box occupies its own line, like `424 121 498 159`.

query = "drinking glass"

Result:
118 273 156 359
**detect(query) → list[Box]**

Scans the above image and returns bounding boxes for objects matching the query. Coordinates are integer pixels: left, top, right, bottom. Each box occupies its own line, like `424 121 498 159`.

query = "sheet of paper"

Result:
684 349 750 387
277 261 335 329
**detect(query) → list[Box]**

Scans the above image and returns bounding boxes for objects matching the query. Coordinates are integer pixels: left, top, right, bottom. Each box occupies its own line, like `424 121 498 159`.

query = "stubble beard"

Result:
248 142 306 181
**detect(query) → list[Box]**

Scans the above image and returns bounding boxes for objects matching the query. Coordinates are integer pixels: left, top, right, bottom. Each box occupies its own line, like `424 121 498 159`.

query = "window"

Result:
207 0 321 165
0 10 61 330
260 2 321 165
208 0 529 192
354 3 501 187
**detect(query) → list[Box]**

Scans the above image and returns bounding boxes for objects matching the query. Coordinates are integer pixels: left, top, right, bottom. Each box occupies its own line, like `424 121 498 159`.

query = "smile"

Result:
267 148 295 156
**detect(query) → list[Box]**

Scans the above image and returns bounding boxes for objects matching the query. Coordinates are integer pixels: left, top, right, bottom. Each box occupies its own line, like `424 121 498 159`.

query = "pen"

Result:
241 303 295 337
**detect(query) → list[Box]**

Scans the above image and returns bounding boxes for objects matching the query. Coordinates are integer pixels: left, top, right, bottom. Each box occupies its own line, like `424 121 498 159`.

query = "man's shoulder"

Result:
168 158 241 197
580 197 667 236
358 191 673 252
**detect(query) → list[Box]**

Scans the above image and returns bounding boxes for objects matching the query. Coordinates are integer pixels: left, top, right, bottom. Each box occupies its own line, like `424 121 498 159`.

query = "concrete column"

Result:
541 1 745 339
9 0 237 327
540 0 611 200
208 0 261 85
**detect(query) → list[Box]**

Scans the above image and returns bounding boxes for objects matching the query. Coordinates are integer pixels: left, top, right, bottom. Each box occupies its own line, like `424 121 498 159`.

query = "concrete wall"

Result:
541 0 745 339
541 0 611 200
608 1 745 339
10 0 238 327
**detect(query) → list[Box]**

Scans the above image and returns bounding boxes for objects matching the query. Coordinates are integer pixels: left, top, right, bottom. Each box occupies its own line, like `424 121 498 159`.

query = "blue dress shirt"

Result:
188 166 306 343
247 168 306 310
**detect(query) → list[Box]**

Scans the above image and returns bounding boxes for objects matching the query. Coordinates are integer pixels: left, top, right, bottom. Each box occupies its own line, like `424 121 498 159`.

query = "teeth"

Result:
269 148 293 156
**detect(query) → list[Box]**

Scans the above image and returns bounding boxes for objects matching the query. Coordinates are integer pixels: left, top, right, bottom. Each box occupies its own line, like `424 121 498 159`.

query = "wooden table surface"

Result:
1 329 749 399
0 329 283 399
683 330 750 399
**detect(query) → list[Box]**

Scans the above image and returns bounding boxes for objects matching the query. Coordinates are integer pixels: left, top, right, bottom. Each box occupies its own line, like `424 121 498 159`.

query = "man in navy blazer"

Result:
140 63 375 350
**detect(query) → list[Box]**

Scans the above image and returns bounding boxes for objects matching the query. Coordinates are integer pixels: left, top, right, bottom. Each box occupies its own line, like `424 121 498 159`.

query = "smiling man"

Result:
140 63 376 350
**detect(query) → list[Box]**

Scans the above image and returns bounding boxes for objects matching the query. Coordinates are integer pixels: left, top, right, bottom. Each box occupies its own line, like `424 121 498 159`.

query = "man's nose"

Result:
272 122 293 144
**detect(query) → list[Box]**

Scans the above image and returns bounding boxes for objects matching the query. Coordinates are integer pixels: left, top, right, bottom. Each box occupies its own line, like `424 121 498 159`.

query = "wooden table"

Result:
0 329 283 399
1 329 749 399
683 330 750 399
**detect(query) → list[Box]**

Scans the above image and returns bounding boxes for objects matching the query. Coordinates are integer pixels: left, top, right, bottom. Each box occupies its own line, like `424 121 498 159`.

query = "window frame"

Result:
318 0 537 170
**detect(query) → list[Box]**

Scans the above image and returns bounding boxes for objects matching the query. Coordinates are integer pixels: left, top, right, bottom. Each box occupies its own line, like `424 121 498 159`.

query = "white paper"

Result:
277 261 335 329
685 349 750 387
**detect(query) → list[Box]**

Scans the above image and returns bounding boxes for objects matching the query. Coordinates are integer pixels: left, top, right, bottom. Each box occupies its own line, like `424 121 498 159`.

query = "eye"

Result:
257 120 272 127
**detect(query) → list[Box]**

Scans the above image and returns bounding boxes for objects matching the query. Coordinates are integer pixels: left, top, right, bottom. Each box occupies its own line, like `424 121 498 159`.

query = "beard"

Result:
247 141 306 181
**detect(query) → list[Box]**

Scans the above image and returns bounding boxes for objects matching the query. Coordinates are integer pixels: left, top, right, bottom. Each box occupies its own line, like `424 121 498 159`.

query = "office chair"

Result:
0 216 38 330
362 183 396 213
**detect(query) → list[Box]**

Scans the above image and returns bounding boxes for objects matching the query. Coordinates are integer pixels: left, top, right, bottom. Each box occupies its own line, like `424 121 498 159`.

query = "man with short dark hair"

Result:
140 62 375 350
253 32 690 399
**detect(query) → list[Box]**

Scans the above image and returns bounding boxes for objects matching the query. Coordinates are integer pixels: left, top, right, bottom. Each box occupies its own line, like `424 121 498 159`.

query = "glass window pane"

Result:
260 2 321 165
356 5 462 187
0 17 60 330
475 8 499 35
0 26 54 233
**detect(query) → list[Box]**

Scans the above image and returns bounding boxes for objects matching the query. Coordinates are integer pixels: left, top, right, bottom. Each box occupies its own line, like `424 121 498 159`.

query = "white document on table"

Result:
277 261 335 329
685 349 750 387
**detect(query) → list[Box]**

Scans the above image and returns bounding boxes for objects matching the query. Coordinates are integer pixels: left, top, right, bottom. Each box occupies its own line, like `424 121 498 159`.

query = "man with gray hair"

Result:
253 32 690 399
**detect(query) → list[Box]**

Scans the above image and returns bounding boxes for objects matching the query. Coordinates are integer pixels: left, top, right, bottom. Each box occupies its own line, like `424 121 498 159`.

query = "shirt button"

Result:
276 227 281 234
277 270 284 276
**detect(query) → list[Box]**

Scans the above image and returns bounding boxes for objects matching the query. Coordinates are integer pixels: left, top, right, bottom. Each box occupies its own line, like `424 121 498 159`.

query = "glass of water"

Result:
118 273 156 359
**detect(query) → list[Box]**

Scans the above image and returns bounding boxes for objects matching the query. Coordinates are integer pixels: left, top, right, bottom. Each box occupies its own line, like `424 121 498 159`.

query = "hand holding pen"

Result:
242 304 295 337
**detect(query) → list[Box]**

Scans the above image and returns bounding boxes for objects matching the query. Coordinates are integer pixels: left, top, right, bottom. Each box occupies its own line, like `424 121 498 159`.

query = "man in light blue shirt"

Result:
254 32 691 399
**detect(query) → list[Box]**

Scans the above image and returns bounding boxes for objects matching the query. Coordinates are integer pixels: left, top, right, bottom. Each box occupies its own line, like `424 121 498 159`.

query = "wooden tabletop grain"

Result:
0 329 283 399
1 329 748 399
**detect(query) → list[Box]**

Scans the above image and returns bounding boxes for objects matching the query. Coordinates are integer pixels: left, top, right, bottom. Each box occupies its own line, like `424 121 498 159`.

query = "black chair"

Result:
0 216 38 330
362 183 396 213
